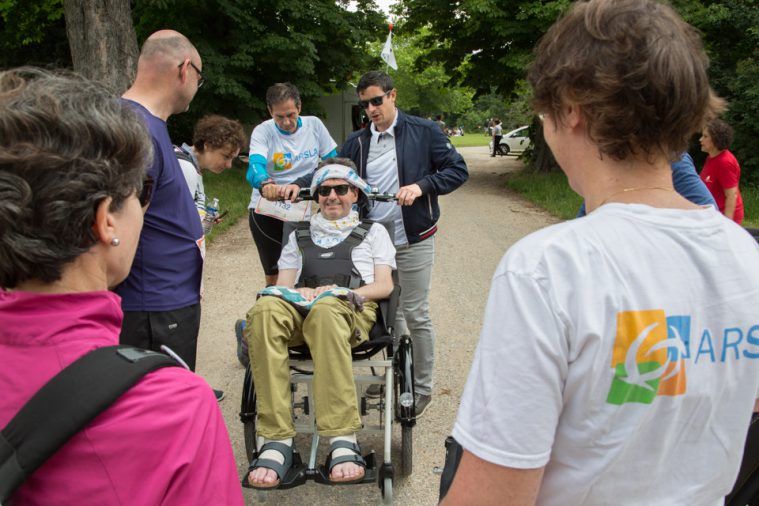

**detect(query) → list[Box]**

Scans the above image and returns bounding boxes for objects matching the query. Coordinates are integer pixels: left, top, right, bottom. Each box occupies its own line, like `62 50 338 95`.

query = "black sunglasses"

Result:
317 184 351 197
139 175 154 208
178 61 205 88
358 90 392 109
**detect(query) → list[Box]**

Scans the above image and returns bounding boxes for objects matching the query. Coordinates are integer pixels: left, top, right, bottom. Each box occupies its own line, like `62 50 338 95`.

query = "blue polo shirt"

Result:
115 100 203 311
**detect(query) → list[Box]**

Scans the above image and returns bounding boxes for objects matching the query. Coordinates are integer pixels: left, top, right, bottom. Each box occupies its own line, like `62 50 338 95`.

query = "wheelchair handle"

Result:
280 187 398 202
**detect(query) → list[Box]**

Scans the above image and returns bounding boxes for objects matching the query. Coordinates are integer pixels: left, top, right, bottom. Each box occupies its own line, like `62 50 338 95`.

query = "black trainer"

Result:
214 389 225 402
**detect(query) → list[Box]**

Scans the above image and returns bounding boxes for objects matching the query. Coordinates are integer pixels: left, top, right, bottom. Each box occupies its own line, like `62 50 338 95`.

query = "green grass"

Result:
201 162 252 242
505 170 584 220
450 135 492 148
742 183 759 228
505 169 759 227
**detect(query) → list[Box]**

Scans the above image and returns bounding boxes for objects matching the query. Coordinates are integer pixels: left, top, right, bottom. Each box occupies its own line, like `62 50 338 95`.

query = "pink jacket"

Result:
0 290 244 506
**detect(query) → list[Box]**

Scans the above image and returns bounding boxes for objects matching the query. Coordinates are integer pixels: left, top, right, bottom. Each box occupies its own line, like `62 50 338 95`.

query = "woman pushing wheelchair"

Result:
242 158 396 488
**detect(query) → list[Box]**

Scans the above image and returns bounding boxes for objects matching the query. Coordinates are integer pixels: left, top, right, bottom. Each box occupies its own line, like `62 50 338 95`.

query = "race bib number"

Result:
255 197 312 222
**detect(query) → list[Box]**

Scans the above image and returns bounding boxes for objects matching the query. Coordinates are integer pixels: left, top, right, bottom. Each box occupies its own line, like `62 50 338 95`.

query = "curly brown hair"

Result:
705 118 733 151
192 114 246 153
528 0 725 162
0 67 152 288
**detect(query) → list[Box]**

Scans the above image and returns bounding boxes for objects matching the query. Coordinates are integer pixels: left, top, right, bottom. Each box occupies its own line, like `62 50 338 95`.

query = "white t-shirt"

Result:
178 157 206 213
278 222 396 284
454 204 759 506
247 116 337 209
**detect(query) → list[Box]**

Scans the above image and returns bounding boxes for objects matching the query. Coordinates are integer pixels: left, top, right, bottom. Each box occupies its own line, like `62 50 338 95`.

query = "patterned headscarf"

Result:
310 164 373 198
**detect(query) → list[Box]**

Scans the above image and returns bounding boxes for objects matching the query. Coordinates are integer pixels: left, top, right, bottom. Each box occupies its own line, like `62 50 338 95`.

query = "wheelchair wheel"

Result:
381 476 393 504
401 425 413 477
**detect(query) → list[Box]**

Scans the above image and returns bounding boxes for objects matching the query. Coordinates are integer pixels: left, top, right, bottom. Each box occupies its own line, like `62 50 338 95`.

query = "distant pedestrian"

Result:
491 118 503 156
436 114 446 133
699 118 744 223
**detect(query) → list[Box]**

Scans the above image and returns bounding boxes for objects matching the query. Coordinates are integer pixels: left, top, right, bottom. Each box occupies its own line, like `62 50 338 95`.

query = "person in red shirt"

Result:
699 118 744 223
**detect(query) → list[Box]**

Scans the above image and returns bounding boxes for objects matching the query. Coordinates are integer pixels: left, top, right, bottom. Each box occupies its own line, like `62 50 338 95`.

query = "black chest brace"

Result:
295 222 372 289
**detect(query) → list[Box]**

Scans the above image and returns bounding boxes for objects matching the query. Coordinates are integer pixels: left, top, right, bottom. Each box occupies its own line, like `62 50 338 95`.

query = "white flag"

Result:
381 31 398 70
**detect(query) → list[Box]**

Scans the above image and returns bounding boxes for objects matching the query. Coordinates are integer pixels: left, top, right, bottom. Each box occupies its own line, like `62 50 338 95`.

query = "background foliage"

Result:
1 0 756 179
396 0 759 179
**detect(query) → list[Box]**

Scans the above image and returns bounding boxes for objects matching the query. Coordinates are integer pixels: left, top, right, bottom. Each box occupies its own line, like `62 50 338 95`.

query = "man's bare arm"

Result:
353 265 393 301
441 449 545 506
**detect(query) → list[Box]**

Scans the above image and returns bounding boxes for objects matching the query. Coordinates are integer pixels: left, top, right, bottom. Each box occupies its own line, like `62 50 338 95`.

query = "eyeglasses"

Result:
178 61 205 88
317 184 351 197
139 175 154 208
358 90 392 109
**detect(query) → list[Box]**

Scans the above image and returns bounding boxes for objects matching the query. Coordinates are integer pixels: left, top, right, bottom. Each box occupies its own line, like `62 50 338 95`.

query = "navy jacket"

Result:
338 110 469 244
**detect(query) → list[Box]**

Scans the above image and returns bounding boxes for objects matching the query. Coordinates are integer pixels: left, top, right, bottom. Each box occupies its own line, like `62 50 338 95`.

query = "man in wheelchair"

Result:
243 159 396 489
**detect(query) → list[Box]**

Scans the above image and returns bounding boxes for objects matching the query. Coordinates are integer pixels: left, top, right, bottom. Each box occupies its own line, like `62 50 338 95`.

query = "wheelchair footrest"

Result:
313 451 377 486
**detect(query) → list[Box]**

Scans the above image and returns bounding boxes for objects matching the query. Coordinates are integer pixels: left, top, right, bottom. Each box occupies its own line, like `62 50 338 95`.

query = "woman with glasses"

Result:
444 0 759 504
0 68 243 505
245 82 339 286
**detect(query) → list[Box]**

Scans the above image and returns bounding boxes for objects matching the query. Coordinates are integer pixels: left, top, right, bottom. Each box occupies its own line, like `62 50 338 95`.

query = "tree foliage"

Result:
677 0 759 183
0 0 70 68
397 0 569 98
400 0 759 179
1 0 387 142
132 0 386 140
365 26 474 121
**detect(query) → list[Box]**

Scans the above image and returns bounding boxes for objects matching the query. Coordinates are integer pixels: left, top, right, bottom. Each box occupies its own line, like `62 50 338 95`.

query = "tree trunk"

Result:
63 0 138 94
529 119 558 173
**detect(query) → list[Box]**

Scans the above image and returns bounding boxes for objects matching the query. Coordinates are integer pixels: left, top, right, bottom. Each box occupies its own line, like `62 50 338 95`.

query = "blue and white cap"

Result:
310 164 373 198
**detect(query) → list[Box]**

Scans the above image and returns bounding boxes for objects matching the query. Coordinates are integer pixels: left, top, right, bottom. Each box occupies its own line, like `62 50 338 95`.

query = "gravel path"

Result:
195 146 560 505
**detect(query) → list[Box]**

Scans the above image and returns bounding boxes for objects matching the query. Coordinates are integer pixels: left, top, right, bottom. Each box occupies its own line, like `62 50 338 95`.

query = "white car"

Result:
489 125 530 155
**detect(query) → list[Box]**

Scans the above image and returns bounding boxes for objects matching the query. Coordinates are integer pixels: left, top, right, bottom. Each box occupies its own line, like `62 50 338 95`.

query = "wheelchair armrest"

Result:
382 284 401 335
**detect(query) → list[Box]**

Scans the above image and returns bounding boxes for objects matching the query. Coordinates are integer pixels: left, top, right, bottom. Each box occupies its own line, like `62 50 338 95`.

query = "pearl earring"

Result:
111 238 120 247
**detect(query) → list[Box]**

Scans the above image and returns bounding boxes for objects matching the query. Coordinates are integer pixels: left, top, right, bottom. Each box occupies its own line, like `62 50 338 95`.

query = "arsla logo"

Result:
607 310 688 405
272 152 293 171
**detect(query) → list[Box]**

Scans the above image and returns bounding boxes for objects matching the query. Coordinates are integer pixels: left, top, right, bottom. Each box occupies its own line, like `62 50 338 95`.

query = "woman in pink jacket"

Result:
0 68 244 506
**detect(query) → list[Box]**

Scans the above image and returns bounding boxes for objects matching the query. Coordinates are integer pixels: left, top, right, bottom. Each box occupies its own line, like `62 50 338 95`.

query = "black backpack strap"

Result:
294 221 312 249
343 221 372 247
0 345 180 503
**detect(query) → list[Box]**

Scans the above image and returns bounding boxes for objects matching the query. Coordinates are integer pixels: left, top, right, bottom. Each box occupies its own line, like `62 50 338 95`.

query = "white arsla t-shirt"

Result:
247 116 337 210
278 222 396 283
453 204 759 506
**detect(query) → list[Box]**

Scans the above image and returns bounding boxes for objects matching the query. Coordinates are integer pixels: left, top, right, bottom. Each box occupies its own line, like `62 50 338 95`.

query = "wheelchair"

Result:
238 254 416 504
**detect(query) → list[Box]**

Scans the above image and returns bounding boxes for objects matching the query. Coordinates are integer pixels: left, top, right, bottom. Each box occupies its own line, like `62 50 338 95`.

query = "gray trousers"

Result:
395 236 435 395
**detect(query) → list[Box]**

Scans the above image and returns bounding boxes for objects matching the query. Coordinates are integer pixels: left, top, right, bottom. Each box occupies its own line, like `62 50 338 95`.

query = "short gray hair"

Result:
0 67 153 288
266 82 301 109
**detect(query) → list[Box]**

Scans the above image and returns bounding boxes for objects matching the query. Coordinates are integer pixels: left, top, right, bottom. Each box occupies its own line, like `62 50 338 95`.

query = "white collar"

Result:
370 109 398 140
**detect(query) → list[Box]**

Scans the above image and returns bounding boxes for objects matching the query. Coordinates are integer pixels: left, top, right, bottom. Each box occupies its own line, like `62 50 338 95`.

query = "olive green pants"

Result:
245 296 377 439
